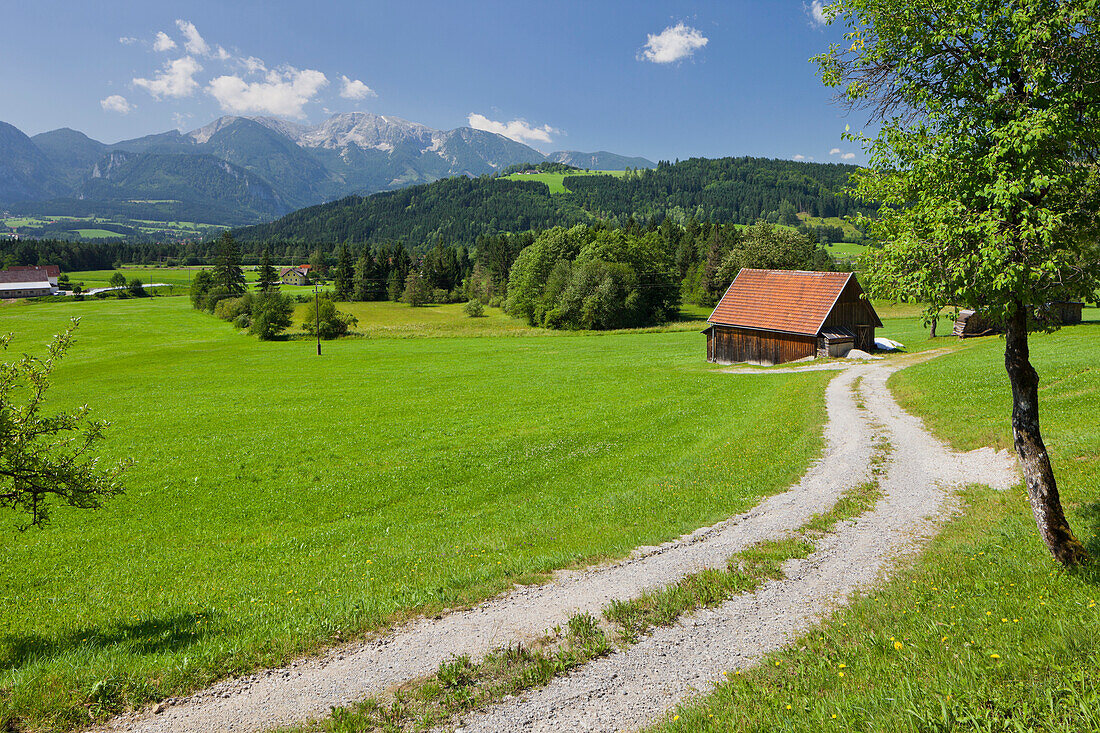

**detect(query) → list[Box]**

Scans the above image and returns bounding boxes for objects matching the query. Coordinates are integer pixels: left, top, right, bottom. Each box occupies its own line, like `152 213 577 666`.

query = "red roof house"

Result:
704 269 883 365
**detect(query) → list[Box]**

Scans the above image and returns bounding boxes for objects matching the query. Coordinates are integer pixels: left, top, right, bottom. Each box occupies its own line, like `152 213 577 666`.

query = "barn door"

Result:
856 325 873 351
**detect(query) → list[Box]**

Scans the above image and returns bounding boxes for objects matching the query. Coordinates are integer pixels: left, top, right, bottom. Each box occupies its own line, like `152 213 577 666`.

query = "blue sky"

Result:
0 0 867 163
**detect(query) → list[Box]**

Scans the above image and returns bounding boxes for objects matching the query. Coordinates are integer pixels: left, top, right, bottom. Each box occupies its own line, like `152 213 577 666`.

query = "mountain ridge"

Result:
0 113 656 225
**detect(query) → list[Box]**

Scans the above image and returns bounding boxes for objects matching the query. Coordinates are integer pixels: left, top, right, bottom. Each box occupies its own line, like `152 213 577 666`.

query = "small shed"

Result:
952 309 1001 338
704 269 883 366
953 301 1083 338
1052 301 1083 325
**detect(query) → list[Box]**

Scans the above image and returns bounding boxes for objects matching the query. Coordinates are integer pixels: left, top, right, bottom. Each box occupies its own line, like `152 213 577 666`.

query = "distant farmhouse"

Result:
704 269 883 366
280 266 311 286
8 265 60 290
0 267 58 299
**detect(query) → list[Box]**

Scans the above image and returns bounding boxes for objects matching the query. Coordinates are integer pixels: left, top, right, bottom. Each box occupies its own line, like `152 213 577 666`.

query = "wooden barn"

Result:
704 269 883 366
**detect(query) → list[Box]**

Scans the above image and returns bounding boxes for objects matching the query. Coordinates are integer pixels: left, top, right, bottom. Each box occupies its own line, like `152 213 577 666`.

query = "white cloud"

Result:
639 22 708 64
208 67 328 117
100 94 135 114
841 152 856 160
829 147 841 155
241 56 266 74
153 31 177 52
792 154 806 161
133 56 202 99
467 113 560 146
340 75 376 100
173 112 193 129
176 19 210 56
119 36 137 45
807 1 828 26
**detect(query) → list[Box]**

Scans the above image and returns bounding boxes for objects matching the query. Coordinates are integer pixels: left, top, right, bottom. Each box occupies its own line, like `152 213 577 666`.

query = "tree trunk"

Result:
930 313 937 338
1004 302 1089 566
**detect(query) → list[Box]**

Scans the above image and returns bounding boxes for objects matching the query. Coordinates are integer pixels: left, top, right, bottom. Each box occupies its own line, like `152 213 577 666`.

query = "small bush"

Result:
303 294 359 339
214 294 252 322
249 292 294 340
233 314 251 330
463 299 485 318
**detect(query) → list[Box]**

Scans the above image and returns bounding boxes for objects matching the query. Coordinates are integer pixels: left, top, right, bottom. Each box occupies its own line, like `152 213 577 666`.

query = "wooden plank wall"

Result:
822 284 877 350
708 326 816 365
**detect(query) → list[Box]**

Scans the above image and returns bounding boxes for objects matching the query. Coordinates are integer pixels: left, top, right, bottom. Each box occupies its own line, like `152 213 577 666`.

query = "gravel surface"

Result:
98 355 1016 733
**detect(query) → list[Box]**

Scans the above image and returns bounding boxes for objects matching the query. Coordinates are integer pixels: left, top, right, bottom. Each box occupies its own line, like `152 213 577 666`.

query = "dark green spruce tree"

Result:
334 243 354 301
256 246 280 292
214 231 246 295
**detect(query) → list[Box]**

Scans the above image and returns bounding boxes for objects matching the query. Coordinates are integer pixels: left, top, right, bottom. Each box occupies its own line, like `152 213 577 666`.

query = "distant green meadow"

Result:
0 296 833 731
502 170 626 194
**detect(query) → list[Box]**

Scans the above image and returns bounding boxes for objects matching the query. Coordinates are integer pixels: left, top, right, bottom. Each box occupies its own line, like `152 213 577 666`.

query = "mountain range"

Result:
0 114 655 226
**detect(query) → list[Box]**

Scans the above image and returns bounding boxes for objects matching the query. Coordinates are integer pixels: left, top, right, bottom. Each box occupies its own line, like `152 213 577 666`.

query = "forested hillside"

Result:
236 177 592 247
235 156 870 249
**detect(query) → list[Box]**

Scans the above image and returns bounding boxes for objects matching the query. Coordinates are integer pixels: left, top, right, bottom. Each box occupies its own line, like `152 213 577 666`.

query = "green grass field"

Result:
0 296 833 731
796 213 864 240
288 301 714 339
64 267 315 294
825 241 874 260
651 309 1100 733
502 170 626 194
69 228 124 239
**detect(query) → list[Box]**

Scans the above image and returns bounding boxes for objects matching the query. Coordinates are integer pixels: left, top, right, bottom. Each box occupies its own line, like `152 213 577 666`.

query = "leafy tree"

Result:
715 222 834 284
816 0 1100 564
256 246 280 292
1 320 129 529
778 200 801 227
403 270 429 307
108 271 126 288
302 294 358 339
248 292 294 340
189 269 215 309
213 231 246 295
333 243 354 301
309 248 327 280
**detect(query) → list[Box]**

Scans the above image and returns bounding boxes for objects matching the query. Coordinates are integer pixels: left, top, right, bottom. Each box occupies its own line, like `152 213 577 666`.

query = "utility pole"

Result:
314 282 321 356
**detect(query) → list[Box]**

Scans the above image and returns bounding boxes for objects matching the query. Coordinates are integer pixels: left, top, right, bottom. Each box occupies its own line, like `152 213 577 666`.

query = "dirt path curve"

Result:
101 355 1015 733
451 358 1017 732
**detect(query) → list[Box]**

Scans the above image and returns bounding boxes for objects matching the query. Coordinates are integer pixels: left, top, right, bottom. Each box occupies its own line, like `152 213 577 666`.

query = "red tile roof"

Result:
708 269 862 336
0 269 53 285
7 265 60 277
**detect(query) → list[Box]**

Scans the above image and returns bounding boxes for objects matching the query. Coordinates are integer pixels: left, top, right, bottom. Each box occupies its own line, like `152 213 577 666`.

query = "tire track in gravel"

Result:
449 359 1017 733
100 355 1014 733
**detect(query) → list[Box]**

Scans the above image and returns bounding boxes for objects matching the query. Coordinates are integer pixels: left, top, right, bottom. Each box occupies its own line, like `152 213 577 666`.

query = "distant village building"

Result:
0 269 55 299
280 266 310 286
704 269 883 366
7 265 60 291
